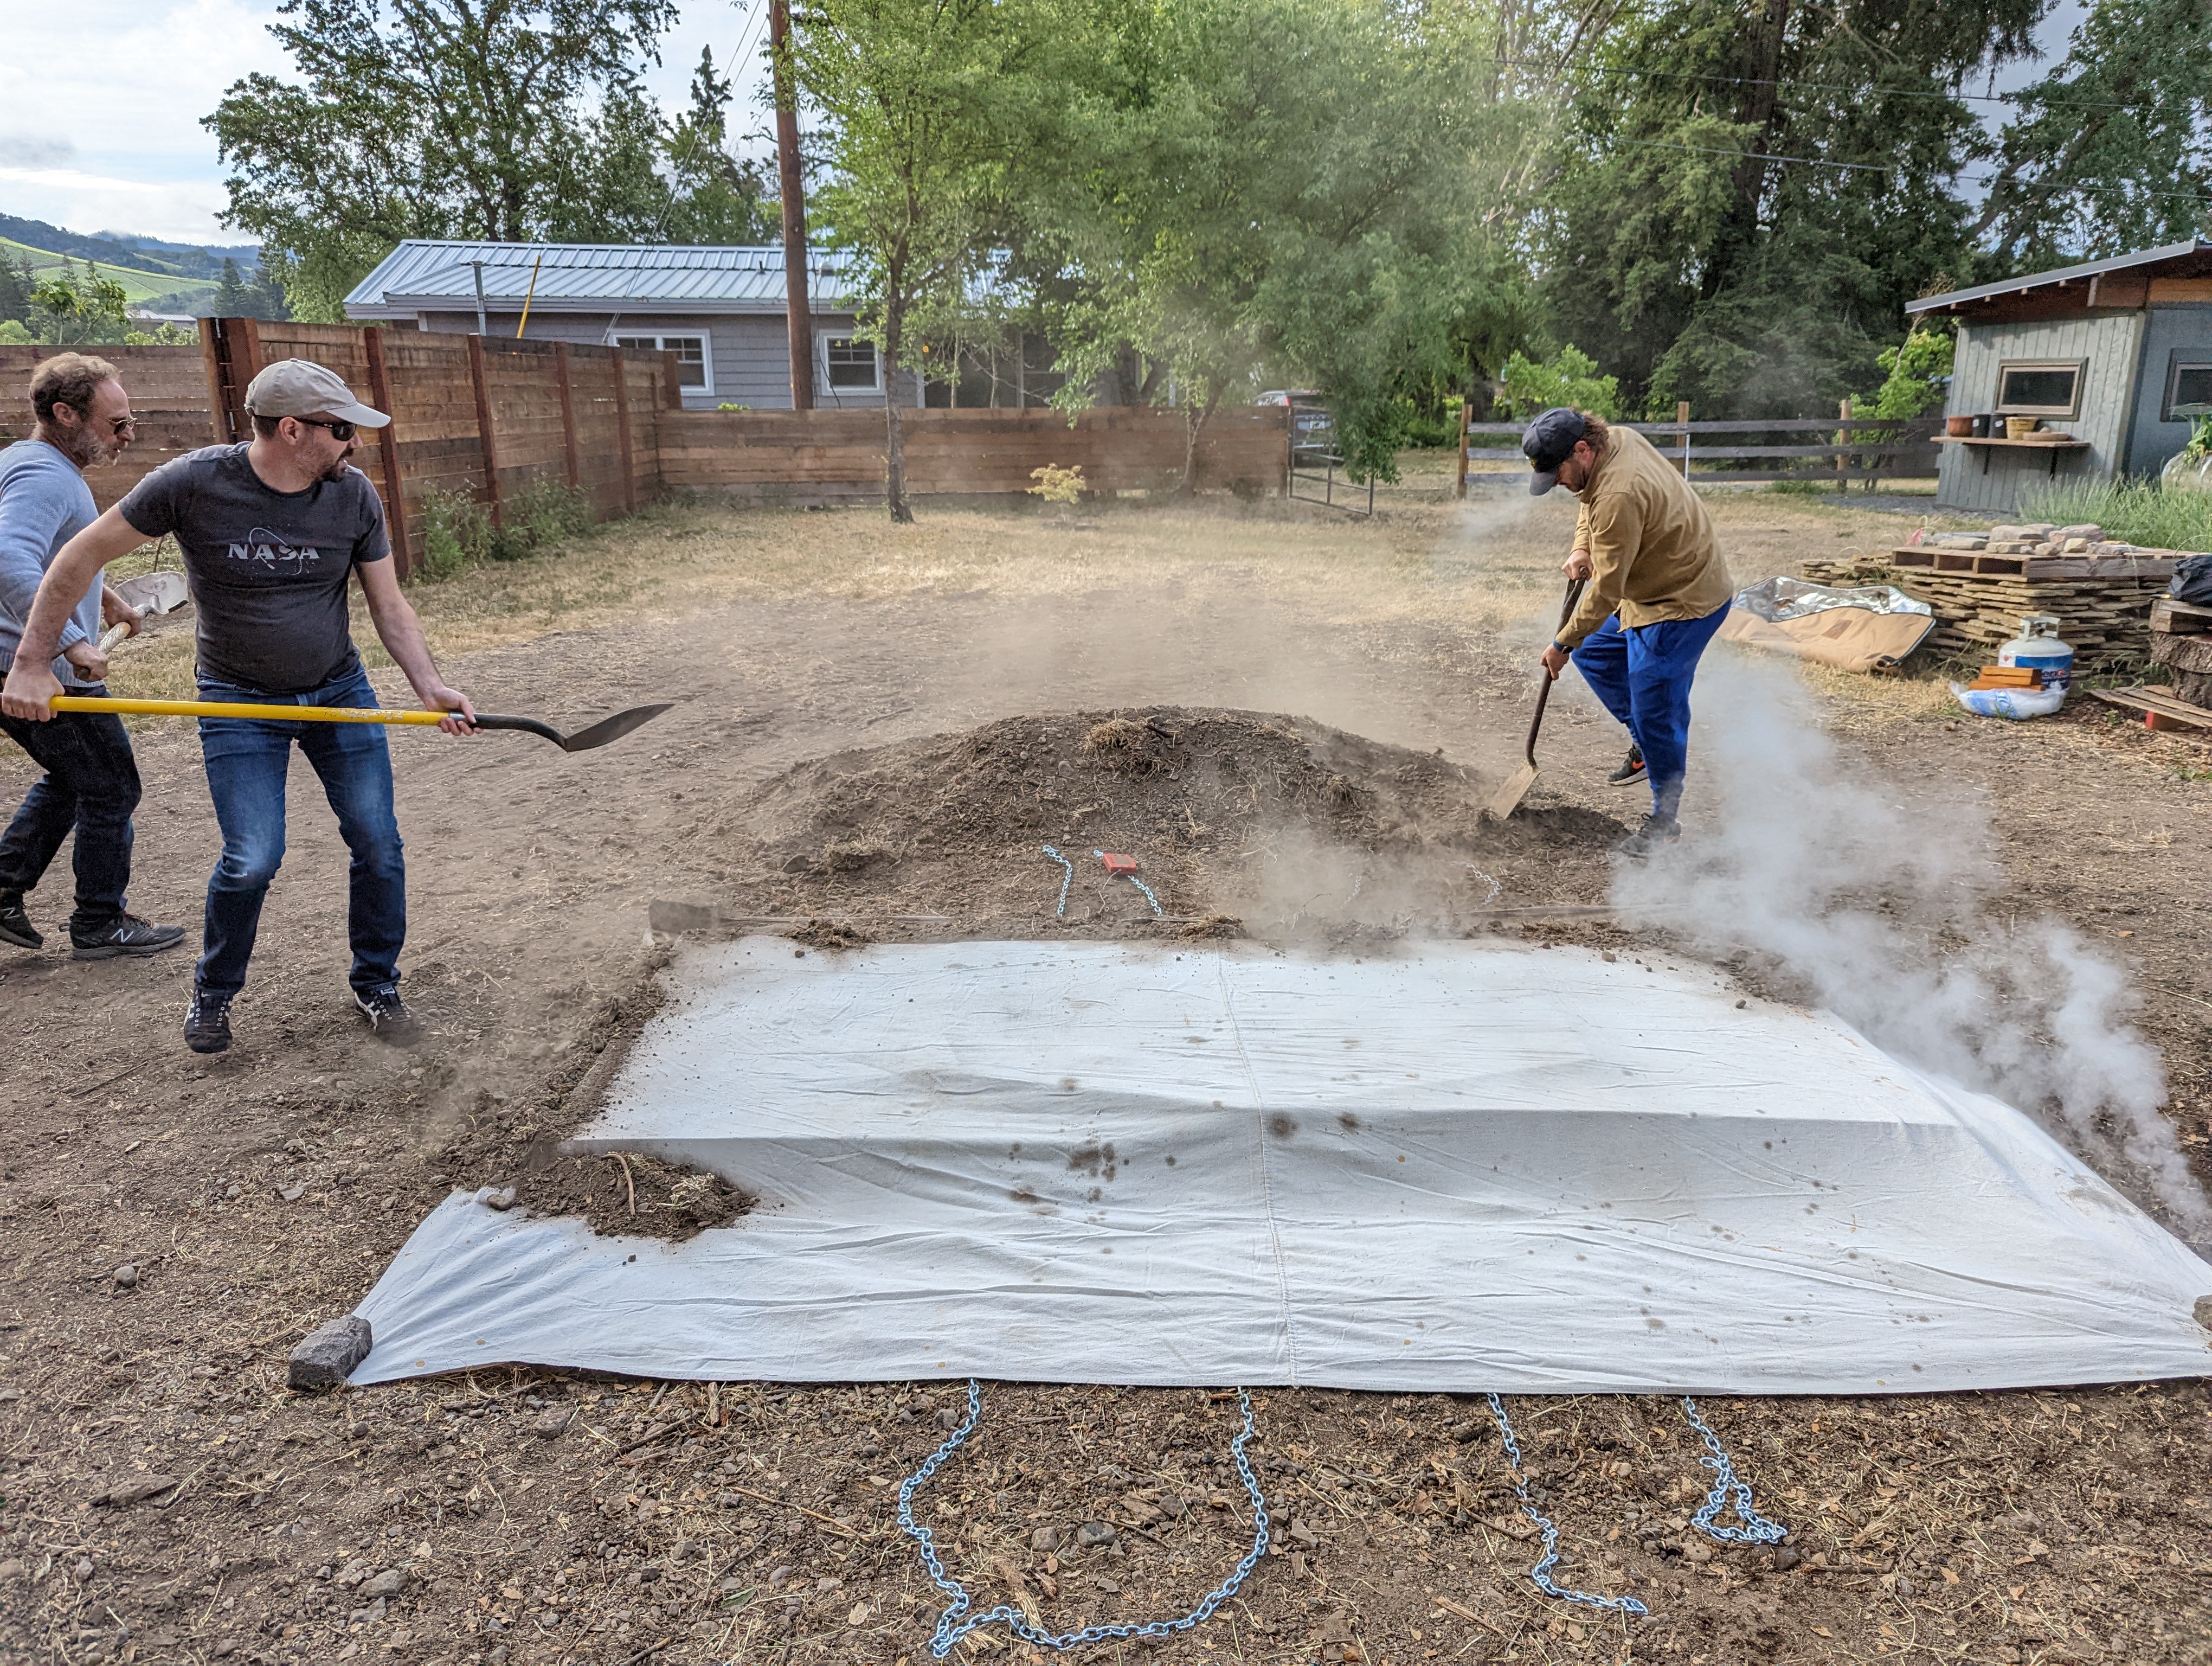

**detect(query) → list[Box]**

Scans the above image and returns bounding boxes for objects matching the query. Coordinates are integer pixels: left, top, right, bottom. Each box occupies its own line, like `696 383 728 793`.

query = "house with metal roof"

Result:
1908 238 2212 514
342 241 921 412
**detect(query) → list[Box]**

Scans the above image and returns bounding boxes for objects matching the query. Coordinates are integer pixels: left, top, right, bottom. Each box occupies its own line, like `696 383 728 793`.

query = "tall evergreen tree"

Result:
212 257 252 316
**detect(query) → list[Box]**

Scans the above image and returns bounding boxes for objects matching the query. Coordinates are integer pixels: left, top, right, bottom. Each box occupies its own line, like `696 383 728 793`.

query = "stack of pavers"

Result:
1800 522 2183 661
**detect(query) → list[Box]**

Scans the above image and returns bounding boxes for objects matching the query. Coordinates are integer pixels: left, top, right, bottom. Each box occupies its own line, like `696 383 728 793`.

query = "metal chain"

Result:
1484 1393 1650 1616
1681 1398 1789 1545
1090 849 1164 918
1040 845 1075 919
897 1381 1272 1658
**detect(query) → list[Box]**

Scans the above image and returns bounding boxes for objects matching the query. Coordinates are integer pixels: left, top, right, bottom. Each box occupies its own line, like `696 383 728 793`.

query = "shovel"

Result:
46 695 673 753
1484 576 1587 821
90 569 191 657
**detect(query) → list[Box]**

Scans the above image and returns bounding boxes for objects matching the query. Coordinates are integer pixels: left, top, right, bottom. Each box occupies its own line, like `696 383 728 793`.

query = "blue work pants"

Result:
1569 604 1729 820
194 664 406 999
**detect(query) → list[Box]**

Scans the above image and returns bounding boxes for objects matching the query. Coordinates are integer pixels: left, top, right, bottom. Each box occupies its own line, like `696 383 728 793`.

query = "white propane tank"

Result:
1998 613 2074 697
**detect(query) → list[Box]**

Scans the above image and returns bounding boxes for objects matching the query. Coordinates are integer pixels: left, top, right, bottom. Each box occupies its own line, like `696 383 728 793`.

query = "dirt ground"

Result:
4 471 2211 1666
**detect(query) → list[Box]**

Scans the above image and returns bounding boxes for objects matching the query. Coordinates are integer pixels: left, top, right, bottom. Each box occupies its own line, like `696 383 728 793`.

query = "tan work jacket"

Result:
1558 425 1733 650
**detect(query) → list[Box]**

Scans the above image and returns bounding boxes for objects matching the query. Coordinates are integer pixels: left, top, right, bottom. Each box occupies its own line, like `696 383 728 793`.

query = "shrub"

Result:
1027 463 1086 505
411 479 594 581
1494 345 1621 420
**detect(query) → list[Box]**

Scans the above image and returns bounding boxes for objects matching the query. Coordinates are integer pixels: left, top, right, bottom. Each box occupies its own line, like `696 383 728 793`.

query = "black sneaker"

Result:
71 913 188 960
0 896 40 951
184 989 233 1054
1615 813 1682 859
1607 745 1647 787
355 984 422 1046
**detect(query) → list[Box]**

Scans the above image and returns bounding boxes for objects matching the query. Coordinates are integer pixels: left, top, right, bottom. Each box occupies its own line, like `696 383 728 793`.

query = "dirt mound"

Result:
690 706 1624 939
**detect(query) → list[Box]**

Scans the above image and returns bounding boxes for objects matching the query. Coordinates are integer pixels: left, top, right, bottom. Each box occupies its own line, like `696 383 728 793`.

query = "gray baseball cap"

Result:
243 358 390 428
1521 406 1587 496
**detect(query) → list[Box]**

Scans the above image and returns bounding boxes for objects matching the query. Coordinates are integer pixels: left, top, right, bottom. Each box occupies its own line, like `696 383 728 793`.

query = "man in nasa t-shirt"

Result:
0 358 477 1055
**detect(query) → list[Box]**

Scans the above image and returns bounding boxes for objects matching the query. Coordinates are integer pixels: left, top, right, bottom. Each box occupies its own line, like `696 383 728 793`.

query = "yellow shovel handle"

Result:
49 696 448 726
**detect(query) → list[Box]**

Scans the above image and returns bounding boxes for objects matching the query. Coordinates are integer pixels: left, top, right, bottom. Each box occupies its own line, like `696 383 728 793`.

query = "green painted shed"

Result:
1910 239 2212 516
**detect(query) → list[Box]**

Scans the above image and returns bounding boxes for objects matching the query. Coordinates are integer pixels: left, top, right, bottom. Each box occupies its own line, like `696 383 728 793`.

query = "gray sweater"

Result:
0 439 102 687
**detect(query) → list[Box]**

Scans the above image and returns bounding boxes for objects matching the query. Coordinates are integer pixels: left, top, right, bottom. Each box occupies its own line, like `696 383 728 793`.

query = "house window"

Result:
2164 351 2212 420
614 334 710 392
824 336 882 391
1994 360 2084 418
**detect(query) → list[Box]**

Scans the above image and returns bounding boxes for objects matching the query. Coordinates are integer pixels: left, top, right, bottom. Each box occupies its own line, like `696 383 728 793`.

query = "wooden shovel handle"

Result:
1524 578 1587 767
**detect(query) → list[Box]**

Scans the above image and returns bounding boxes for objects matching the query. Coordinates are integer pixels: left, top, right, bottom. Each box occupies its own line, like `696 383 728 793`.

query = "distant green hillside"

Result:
0 236 218 307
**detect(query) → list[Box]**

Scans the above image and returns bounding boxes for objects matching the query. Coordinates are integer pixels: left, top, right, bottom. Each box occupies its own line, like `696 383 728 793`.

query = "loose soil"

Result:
3 485 2209 1666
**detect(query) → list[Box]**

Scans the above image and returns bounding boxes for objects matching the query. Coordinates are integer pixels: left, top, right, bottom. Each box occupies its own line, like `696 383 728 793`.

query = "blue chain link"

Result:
897 1381 1272 1658
1681 1398 1789 1545
1484 1393 1649 1616
1039 845 1075 919
1090 849 1165 918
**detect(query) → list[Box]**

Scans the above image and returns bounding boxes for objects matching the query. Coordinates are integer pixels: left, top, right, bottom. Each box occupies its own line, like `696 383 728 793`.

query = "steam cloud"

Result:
1613 650 2209 1239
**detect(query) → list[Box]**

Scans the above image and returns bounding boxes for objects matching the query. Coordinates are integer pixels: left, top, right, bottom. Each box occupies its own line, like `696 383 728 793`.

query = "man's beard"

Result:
53 425 119 469
321 453 355 483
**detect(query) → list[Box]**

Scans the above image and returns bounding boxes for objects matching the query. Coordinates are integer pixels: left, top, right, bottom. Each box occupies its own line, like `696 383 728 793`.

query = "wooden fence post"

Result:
554 343 582 495
361 326 414 580
662 348 684 411
1836 396 1853 489
610 348 638 515
1676 400 1692 479
466 334 502 529
1456 401 1471 500
197 318 232 443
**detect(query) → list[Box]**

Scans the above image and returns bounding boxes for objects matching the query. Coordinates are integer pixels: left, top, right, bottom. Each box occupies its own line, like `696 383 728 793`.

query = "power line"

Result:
1583 133 2212 209
1495 51 2153 114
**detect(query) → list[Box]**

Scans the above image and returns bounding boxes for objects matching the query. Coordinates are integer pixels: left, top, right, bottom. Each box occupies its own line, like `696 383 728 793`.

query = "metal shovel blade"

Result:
474 703 674 752
1485 759 1541 822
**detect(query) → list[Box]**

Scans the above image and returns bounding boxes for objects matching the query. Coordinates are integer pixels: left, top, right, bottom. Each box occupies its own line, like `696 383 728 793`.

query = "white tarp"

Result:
353 939 2212 1393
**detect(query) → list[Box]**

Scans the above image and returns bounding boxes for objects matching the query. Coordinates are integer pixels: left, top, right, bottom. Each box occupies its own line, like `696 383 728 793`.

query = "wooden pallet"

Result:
2089 686 2212 732
2151 597 2212 636
1889 545 2178 580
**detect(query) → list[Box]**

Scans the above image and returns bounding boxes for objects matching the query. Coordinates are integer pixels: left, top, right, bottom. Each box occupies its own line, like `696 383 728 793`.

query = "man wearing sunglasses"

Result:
2 358 476 1055
0 353 188 960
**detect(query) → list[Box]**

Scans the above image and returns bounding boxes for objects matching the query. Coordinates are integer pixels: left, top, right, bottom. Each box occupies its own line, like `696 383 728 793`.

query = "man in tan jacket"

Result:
1523 406 1733 855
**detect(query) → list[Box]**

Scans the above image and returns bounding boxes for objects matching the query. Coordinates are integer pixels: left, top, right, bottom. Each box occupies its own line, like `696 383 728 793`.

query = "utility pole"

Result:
771 0 814 410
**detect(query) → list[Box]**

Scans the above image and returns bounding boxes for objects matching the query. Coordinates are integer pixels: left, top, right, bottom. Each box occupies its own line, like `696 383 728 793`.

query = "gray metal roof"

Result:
343 240 860 317
1906 239 2212 313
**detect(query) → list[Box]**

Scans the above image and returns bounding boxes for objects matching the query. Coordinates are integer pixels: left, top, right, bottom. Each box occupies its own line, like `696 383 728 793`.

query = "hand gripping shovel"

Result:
46 695 673 754
1484 576 1586 821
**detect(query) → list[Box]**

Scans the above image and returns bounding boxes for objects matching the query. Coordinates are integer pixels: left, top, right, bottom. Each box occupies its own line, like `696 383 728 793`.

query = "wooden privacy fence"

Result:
659 405 1291 502
1456 405 1941 495
0 325 679 578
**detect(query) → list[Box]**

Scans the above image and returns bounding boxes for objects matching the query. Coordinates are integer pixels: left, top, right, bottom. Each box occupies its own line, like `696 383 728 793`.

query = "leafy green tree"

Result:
1976 0 2212 266
0 256 35 328
1855 326 1953 419
1494 345 1622 420
30 261 131 344
661 47 781 244
794 0 1071 521
1539 0 2042 418
1036 0 1531 482
206 0 680 319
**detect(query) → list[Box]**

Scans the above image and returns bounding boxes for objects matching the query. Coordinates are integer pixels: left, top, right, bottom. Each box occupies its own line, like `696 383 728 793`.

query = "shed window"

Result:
614 334 710 390
824 336 881 390
1994 360 2084 418
2164 352 2212 420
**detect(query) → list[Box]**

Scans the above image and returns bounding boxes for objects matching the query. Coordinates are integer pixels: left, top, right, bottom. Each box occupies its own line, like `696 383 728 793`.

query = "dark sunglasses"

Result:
296 417 358 442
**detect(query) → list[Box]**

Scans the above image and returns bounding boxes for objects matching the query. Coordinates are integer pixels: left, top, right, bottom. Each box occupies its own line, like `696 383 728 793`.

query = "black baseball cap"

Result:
1522 407 1588 496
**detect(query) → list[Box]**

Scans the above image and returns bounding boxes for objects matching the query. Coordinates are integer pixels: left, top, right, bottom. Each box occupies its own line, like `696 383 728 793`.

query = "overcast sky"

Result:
1 0 2086 252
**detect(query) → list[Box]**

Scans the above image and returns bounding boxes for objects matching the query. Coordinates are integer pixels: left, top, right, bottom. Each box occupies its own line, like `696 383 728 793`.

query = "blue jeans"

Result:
0 682 140 932
1570 604 1730 820
195 664 406 999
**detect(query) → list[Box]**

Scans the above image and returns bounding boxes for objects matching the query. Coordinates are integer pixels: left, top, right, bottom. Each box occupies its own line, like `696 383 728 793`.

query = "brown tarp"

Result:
1720 604 1934 672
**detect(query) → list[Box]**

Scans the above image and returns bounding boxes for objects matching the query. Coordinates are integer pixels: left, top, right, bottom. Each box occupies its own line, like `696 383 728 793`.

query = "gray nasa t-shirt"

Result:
118 443 389 694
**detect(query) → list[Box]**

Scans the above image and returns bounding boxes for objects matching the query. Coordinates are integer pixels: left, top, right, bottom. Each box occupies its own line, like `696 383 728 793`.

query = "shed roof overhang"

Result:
1907 239 2212 323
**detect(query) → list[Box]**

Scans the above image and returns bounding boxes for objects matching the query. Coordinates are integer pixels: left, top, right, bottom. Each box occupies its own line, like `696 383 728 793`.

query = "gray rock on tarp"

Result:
288 1316 373 1391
